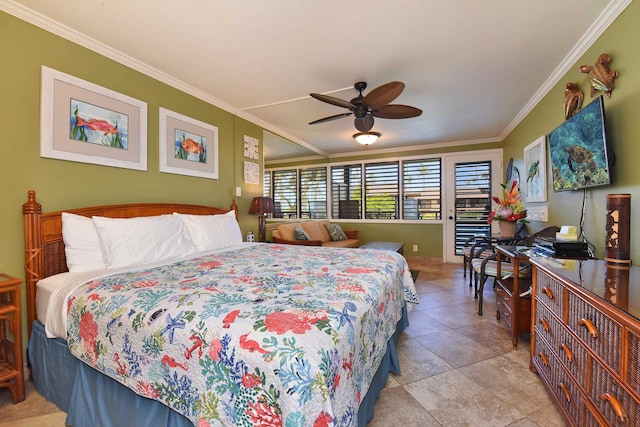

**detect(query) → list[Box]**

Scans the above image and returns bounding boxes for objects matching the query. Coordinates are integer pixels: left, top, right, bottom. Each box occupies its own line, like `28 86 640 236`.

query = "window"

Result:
263 171 271 197
266 167 327 219
365 162 399 219
330 165 362 219
272 169 298 218
268 156 442 221
403 158 441 220
300 167 327 219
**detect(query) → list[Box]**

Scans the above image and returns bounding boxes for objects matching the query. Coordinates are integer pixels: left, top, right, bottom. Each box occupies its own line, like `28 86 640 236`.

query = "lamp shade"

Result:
353 131 381 145
249 196 275 215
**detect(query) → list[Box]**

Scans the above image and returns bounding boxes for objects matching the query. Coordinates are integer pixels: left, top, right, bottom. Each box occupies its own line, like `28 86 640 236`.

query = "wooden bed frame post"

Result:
23 190 43 337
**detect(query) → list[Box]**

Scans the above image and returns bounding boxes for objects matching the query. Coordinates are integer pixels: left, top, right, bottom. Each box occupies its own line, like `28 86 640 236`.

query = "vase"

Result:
499 221 516 237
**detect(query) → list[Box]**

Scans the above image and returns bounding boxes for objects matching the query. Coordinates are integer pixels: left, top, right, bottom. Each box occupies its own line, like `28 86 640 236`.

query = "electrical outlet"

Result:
413 244 418 252
539 206 548 222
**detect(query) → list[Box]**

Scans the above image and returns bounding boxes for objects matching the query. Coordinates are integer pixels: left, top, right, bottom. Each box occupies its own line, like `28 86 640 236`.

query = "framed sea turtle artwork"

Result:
159 108 219 179
523 135 547 202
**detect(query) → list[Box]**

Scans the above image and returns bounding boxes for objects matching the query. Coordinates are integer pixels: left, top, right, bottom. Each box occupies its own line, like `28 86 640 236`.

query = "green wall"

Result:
0 11 265 347
503 1 640 261
3 1 639 352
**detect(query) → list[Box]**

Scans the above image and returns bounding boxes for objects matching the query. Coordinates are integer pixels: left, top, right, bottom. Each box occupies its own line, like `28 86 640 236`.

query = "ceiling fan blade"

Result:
373 104 423 119
308 112 353 125
354 115 374 132
309 93 355 109
362 81 405 109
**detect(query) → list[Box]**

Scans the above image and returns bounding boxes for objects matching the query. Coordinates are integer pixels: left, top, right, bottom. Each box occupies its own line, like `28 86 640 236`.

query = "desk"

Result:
495 245 532 350
491 233 521 245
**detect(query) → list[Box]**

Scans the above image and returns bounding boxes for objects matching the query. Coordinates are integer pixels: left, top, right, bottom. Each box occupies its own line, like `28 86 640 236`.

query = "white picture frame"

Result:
524 135 547 202
159 108 219 179
40 66 147 171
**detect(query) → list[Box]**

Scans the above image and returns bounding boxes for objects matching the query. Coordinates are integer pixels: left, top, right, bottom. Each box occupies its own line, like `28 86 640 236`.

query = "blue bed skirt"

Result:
29 305 408 427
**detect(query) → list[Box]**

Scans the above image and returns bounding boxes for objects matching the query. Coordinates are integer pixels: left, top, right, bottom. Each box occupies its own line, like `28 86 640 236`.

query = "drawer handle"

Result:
599 393 627 422
538 352 548 367
559 343 574 362
542 287 554 299
539 318 550 332
558 383 571 403
578 318 598 338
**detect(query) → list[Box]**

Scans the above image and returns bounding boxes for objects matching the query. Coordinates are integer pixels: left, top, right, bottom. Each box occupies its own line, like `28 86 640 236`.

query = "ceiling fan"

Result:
308 81 423 132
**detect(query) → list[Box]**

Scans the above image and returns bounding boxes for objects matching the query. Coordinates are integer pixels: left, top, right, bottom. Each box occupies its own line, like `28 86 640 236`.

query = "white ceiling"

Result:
3 0 628 161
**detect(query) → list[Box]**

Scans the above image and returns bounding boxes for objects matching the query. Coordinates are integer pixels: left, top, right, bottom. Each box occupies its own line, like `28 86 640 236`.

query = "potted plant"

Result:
488 181 528 237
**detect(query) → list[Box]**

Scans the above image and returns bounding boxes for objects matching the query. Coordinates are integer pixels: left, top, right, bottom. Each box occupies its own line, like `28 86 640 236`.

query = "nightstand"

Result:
0 273 24 403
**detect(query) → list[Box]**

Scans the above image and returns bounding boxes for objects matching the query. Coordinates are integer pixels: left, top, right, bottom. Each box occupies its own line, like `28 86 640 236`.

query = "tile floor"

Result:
0 262 566 426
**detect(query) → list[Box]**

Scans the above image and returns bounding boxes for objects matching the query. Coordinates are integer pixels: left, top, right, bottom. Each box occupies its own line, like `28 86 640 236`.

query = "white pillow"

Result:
92 214 194 268
175 211 242 252
61 212 107 272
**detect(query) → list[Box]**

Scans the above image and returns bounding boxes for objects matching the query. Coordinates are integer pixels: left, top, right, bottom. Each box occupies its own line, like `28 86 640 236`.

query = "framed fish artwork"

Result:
40 66 147 171
523 135 548 203
159 108 219 179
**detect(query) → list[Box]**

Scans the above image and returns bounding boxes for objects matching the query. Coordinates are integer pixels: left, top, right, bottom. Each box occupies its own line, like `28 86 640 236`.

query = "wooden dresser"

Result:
530 257 640 426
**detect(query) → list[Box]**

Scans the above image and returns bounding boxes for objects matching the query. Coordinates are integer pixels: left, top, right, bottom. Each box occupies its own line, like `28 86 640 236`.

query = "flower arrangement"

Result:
488 181 528 223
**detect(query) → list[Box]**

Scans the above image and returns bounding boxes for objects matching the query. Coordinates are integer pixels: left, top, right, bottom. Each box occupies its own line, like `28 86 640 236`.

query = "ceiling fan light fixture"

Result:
353 131 381 145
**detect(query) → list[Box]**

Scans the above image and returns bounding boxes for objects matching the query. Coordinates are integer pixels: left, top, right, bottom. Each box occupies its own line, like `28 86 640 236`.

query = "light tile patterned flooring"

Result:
0 262 566 426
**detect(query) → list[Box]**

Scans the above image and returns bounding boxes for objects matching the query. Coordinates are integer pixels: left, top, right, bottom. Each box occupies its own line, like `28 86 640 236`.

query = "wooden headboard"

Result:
22 189 237 335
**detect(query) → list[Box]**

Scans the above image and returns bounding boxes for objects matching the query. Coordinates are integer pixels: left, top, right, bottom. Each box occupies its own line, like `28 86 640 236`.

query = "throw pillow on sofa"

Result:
325 223 348 241
294 228 310 240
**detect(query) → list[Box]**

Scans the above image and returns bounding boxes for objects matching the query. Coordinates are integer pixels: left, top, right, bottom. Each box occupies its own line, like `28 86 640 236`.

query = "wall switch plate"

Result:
530 207 539 221
413 244 418 252
235 186 242 197
539 206 548 222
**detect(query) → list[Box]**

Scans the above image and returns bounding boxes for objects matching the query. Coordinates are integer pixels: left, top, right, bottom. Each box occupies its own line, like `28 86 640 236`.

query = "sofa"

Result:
271 220 359 248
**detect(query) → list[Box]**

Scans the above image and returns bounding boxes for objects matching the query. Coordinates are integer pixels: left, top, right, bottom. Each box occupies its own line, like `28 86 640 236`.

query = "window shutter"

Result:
272 169 298 218
403 158 441 220
300 167 327 219
364 162 399 219
330 165 362 219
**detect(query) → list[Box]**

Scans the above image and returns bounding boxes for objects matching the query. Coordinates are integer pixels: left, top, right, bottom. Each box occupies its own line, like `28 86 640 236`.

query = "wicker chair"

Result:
462 234 493 287
464 223 528 288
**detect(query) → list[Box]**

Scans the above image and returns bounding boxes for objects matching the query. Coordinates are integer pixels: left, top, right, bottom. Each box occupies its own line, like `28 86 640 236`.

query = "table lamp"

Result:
249 196 275 242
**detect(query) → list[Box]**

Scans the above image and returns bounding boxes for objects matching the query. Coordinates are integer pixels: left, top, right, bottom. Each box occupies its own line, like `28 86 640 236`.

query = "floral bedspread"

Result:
66 244 418 427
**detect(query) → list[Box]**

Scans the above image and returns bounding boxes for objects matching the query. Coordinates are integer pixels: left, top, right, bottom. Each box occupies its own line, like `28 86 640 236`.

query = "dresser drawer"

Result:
496 286 512 326
591 360 640 426
567 291 623 374
534 331 598 427
547 347 588 425
556 327 589 390
535 268 565 317
535 299 563 352
628 329 640 396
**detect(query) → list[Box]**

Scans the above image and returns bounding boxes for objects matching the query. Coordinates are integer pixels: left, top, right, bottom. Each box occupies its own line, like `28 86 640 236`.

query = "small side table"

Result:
495 246 532 350
0 273 24 403
359 241 404 255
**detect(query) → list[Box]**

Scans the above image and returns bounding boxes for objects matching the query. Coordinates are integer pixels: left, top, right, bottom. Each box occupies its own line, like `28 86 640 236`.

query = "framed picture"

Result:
159 108 218 179
523 135 547 202
40 66 147 171
244 161 260 184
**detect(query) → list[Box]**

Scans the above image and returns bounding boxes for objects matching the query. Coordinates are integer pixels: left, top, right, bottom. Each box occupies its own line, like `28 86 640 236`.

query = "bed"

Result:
23 190 418 427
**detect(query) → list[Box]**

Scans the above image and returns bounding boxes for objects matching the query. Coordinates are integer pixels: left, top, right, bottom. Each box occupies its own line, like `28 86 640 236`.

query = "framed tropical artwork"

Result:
159 108 219 179
40 66 147 170
523 135 547 202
